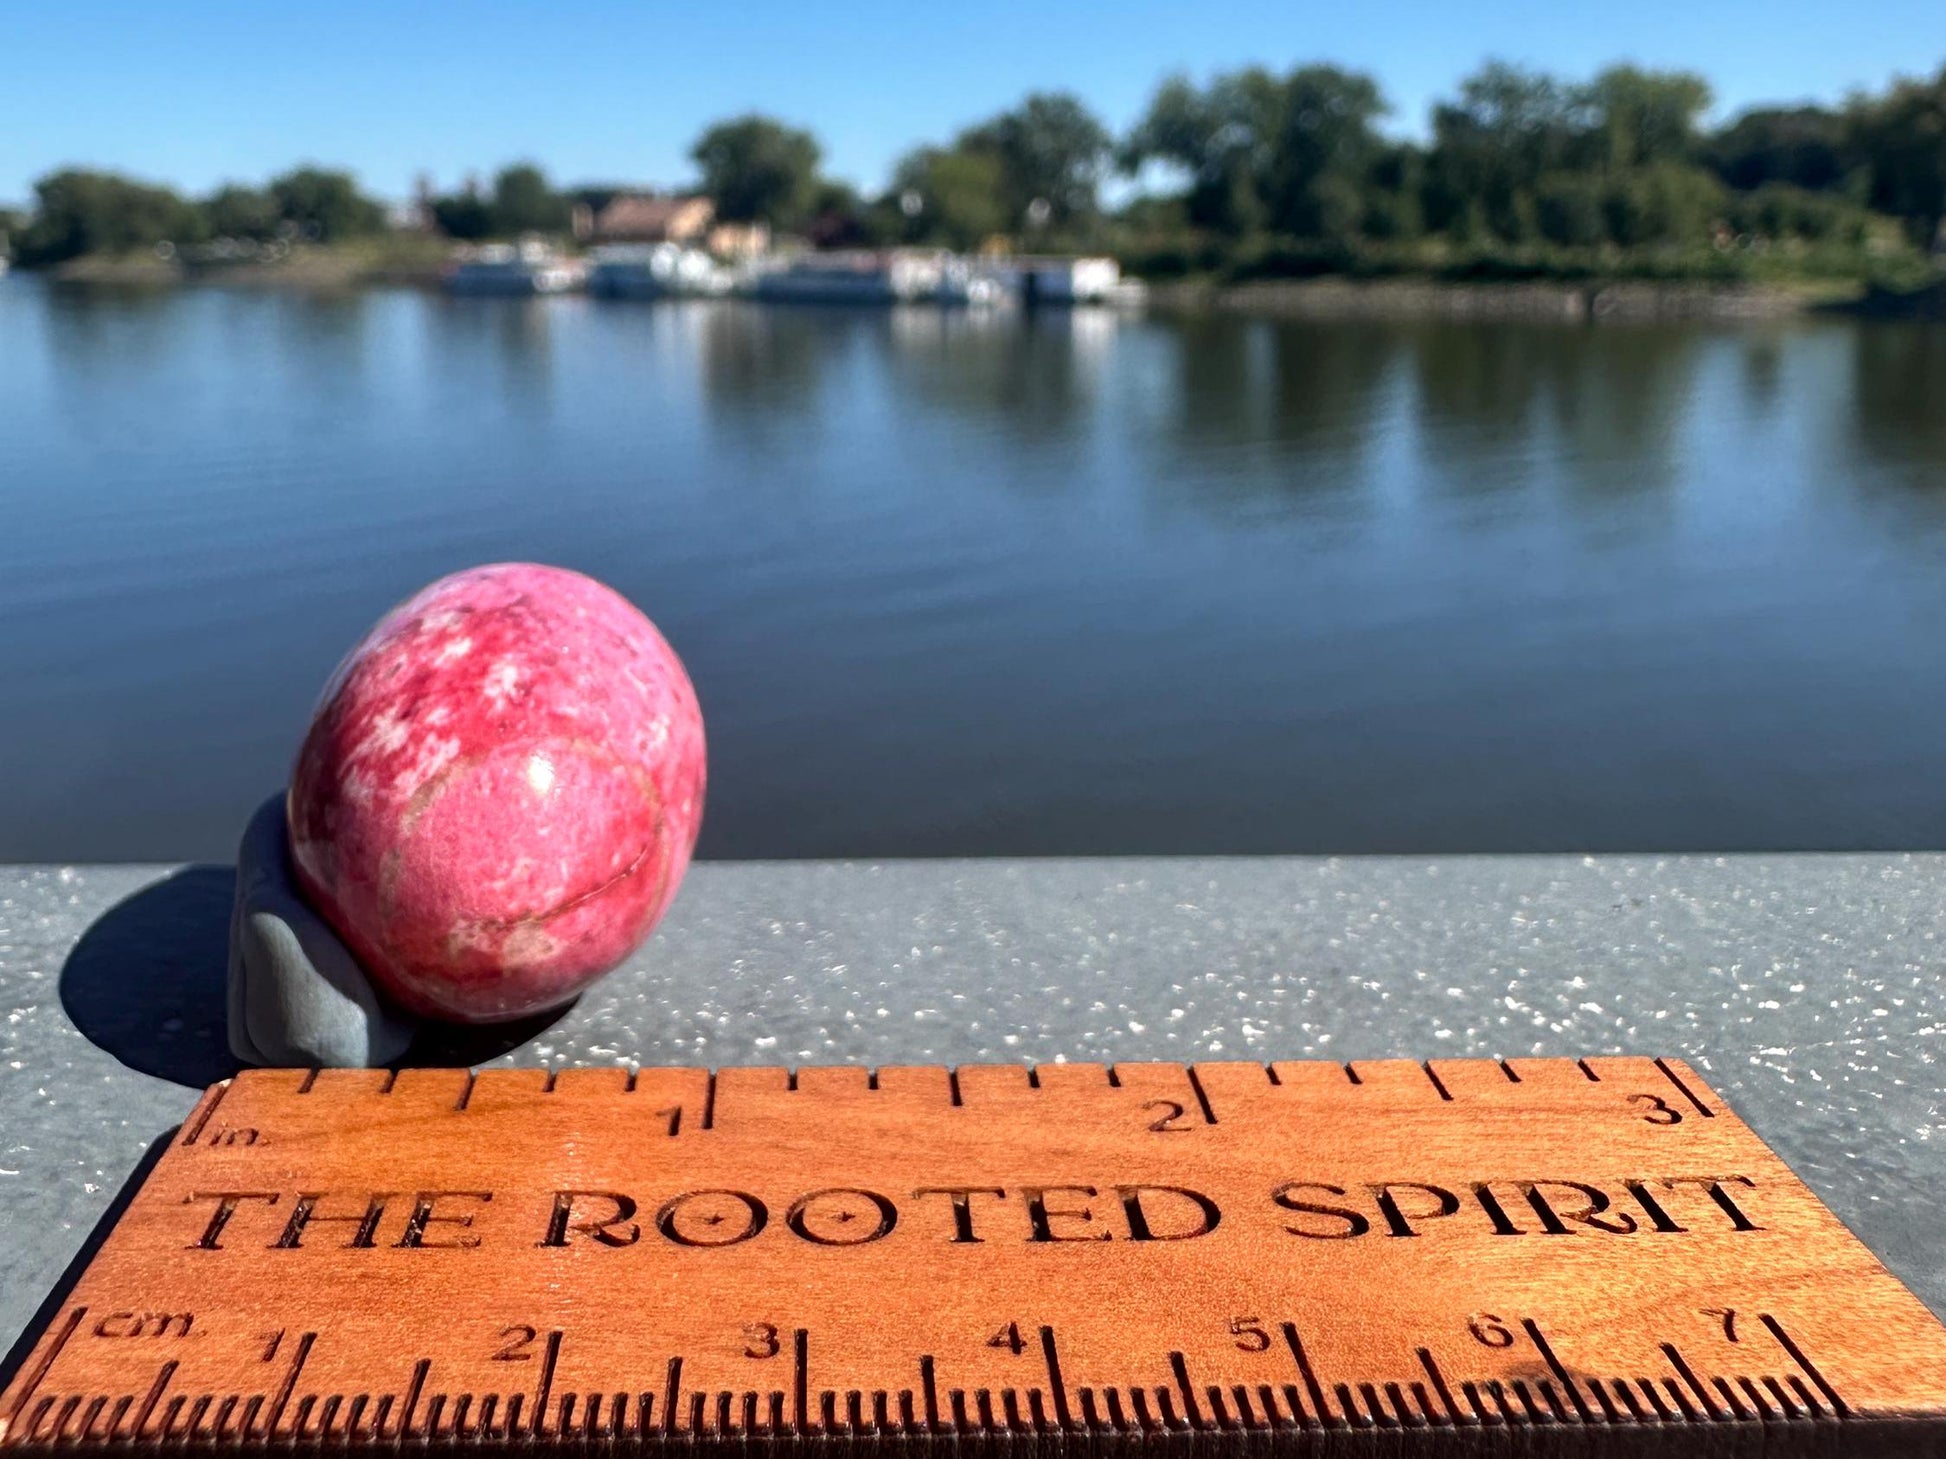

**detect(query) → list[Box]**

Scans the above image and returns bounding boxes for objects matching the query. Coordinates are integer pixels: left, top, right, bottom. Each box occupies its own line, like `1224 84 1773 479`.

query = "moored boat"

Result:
753 250 969 305
445 240 584 297
586 243 730 300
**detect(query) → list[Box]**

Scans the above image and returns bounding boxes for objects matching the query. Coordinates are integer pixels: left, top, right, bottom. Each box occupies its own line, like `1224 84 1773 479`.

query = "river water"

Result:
3 277 1944 860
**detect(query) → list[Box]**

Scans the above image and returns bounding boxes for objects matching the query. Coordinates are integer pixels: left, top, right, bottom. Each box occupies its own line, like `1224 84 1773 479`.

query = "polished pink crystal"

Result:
288 563 705 1023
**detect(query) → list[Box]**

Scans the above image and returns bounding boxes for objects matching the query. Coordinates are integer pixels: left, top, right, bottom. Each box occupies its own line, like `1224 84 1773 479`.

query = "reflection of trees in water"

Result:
1142 315 1400 522
878 307 1113 450
1541 326 1698 501
694 302 848 429
1738 332 1785 411
1411 322 1699 502
691 304 1124 462
38 284 391 433
41 285 217 406
423 295 560 416
1850 324 1946 477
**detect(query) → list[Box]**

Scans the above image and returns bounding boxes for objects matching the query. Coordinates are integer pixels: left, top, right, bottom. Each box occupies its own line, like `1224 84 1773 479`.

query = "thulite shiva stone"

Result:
288 563 705 1023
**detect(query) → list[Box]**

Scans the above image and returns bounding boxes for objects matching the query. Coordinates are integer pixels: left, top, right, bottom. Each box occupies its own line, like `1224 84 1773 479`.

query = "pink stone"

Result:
287 563 706 1023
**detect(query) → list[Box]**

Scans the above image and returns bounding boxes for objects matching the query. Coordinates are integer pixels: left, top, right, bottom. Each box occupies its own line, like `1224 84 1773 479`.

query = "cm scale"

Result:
5 1058 1946 1456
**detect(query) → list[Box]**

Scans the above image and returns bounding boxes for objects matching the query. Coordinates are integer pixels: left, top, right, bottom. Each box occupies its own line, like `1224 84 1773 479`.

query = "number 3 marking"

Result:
1630 1094 1683 1125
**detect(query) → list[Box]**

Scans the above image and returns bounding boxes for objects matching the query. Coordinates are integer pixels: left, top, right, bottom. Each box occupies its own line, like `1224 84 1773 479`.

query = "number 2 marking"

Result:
1145 1100 1188 1132
493 1325 537 1361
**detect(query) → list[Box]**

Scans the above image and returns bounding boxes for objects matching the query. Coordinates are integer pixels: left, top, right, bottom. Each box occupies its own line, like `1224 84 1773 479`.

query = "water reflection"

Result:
4 278 1946 859
1852 323 1946 473
423 294 562 413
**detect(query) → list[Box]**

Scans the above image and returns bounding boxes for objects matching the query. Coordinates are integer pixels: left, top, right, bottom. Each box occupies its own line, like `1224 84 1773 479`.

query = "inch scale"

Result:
4 1057 1945 1455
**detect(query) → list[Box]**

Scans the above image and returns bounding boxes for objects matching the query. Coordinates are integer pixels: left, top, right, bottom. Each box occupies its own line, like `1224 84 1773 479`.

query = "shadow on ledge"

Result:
60 866 575 1087
59 865 242 1087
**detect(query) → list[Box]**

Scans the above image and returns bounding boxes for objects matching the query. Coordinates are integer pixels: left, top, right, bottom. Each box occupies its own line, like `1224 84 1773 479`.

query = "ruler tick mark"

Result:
1168 1352 1204 1428
1416 1348 1465 1426
793 1329 808 1433
1654 1058 1715 1117
1 1306 84 1436
660 1357 681 1436
1282 1322 1337 1429
1526 1320 1597 1423
1038 1327 1071 1429
1422 1062 1453 1101
1185 1066 1217 1124
263 1331 313 1438
529 1332 560 1437
1662 1342 1724 1419
1760 1314 1849 1417
179 1084 229 1146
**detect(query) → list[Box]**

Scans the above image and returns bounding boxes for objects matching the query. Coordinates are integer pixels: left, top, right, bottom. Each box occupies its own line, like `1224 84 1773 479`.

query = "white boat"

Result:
445 240 584 297
753 250 973 305
586 243 729 300
1001 256 1122 305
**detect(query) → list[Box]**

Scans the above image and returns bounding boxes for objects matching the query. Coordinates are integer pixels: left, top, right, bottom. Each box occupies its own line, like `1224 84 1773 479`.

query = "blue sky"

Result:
3 0 1940 205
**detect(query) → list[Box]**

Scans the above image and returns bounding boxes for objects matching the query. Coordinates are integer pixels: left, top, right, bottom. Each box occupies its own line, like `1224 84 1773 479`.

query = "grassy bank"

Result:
44 234 451 289
22 236 1946 322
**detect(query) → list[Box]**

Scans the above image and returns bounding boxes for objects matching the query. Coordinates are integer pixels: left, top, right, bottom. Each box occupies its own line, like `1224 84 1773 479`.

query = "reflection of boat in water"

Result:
587 243 731 300
445 240 584 296
753 250 996 306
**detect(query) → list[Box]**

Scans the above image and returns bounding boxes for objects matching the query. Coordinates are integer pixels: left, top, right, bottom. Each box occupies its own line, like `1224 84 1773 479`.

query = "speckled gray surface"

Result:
2 855 1942 1360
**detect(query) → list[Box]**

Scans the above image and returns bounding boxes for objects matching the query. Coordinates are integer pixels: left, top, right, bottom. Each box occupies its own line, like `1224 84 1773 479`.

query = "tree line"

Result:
7 58 1944 278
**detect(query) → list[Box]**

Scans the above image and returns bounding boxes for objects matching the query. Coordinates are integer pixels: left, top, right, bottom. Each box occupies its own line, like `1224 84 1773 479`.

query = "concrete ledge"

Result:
2 854 1942 1353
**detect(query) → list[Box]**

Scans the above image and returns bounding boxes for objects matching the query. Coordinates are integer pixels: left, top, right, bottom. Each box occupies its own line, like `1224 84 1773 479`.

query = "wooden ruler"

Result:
5 1058 1945 1455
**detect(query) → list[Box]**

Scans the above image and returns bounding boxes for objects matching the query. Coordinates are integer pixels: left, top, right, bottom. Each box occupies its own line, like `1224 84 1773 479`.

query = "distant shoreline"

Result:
20 251 1946 323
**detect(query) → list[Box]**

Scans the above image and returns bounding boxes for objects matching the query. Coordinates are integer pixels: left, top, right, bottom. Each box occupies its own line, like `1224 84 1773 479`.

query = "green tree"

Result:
1362 142 1426 241
959 91 1111 230
431 182 493 241
690 115 822 228
1267 66 1389 237
1585 66 1712 169
268 167 383 241
1123 64 1388 239
1704 106 1850 192
1601 162 1722 247
491 163 569 234
1534 171 1607 246
1849 67 1946 245
203 184 280 240
1726 183 1868 243
15 168 202 265
802 179 889 248
1426 63 1587 241
890 146 1008 248
1124 68 1283 234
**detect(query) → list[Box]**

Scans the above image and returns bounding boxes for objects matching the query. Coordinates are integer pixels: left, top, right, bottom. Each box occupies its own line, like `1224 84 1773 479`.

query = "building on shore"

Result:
573 193 714 247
